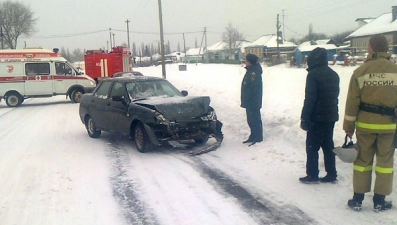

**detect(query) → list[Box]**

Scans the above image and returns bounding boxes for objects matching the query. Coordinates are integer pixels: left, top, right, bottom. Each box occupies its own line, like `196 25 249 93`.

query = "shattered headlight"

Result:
201 110 217 121
154 111 168 123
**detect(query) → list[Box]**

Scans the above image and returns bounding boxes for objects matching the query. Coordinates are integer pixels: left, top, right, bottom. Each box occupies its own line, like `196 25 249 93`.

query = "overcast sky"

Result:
18 0 397 52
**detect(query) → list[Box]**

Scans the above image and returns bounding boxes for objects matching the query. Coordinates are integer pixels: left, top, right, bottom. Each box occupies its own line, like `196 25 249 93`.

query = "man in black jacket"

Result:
299 47 340 184
241 53 263 146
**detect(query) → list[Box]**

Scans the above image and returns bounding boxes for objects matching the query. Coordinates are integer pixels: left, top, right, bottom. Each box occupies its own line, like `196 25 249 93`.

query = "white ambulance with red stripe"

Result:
0 47 96 107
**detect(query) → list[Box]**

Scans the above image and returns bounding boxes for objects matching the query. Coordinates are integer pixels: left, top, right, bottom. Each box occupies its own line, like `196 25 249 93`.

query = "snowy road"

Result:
0 97 316 225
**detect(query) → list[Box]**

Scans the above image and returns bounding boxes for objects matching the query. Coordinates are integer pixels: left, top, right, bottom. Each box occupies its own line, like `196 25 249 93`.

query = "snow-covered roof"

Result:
207 41 228 51
246 34 296 48
355 18 375 24
347 13 397 38
185 48 205 56
207 40 252 53
298 39 332 47
166 51 185 57
297 44 350 52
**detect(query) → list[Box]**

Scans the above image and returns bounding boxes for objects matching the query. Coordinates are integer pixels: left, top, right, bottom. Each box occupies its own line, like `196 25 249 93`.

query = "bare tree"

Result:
132 42 137 57
0 1 37 49
60 47 72 62
222 23 244 50
72 48 83 62
299 23 328 43
330 30 355 45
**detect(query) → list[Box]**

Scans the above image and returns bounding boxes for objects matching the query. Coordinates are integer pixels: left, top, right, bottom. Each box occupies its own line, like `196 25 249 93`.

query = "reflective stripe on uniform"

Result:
375 166 394 174
344 115 356 121
356 122 396 130
354 165 372 172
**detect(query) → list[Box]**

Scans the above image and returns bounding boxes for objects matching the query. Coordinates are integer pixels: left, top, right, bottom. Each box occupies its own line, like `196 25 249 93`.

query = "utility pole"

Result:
204 27 209 63
0 27 3 49
112 33 116 48
106 41 109 52
125 19 131 49
197 27 205 65
276 14 281 64
282 9 286 40
109 28 112 49
183 33 186 64
158 0 166 79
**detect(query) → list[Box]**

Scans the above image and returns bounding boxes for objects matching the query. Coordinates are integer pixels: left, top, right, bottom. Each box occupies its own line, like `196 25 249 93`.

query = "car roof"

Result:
112 71 143 77
103 76 164 82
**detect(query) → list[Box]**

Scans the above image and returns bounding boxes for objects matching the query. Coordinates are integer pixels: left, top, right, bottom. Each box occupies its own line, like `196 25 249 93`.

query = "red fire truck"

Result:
84 46 132 83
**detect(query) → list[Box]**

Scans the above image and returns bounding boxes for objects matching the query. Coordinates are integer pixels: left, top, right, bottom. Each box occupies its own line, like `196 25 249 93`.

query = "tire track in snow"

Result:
106 136 160 225
191 157 318 225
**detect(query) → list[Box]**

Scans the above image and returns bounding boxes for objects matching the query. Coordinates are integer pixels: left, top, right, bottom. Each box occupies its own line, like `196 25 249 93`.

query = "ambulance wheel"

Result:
70 89 83 103
85 116 101 138
5 92 23 107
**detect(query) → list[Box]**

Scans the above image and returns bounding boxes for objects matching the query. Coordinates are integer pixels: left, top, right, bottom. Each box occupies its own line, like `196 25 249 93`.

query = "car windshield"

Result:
126 79 183 99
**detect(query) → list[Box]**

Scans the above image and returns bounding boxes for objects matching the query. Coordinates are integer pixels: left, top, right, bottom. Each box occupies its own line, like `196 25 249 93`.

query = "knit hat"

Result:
369 35 389 52
246 53 258 64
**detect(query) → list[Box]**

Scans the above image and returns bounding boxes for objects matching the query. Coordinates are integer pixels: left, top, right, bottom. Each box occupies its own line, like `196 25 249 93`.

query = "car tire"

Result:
70 89 84 103
134 123 152 153
194 135 209 144
85 116 101 138
5 92 23 107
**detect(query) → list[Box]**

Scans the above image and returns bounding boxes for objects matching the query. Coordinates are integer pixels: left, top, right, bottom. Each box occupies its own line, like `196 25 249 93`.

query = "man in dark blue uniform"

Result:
241 53 263 146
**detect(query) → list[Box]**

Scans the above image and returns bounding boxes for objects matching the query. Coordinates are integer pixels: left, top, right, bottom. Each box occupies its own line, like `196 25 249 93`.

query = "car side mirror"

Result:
112 95 128 106
181 90 188 96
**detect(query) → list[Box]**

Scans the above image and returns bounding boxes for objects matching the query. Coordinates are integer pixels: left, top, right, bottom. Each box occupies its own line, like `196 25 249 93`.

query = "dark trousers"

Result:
305 122 336 178
246 108 263 141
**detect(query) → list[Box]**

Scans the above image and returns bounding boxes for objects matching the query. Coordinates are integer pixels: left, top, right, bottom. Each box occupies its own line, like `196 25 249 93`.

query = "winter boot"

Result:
373 194 393 213
319 174 338 183
242 137 253 143
299 176 319 184
347 193 364 211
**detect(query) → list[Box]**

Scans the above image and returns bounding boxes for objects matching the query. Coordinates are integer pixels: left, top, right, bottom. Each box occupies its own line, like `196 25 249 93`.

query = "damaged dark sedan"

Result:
79 76 223 154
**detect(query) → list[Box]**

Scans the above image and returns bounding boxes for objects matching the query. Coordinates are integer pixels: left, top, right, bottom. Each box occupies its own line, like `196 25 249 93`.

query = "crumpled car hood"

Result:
135 96 211 120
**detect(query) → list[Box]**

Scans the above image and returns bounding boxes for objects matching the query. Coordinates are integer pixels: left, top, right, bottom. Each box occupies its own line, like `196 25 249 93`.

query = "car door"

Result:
24 62 53 95
89 81 112 130
53 62 77 94
107 81 131 135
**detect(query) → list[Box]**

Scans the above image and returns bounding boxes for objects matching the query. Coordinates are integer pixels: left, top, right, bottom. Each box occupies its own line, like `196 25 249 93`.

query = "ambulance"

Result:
0 47 97 107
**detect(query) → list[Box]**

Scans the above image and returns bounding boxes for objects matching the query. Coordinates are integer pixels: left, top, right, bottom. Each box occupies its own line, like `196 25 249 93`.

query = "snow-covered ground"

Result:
0 63 396 225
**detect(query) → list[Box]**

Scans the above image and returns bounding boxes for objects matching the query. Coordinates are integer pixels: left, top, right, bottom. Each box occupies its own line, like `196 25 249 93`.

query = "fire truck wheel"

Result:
5 92 23 107
70 89 84 103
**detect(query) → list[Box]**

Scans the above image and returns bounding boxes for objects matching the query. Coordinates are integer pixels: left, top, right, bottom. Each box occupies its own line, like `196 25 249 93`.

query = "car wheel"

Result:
5 92 23 107
71 89 83 103
194 135 209 144
134 123 152 153
85 116 101 138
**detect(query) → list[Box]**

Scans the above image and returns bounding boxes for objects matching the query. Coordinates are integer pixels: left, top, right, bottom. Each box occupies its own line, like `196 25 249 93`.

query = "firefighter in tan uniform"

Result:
343 34 397 212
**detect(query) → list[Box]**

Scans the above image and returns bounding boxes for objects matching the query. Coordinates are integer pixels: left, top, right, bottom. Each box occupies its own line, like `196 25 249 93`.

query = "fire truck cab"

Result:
0 48 97 107
84 46 132 83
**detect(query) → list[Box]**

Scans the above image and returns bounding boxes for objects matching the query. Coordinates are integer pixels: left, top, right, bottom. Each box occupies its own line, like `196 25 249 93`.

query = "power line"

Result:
29 29 108 39
112 29 202 35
